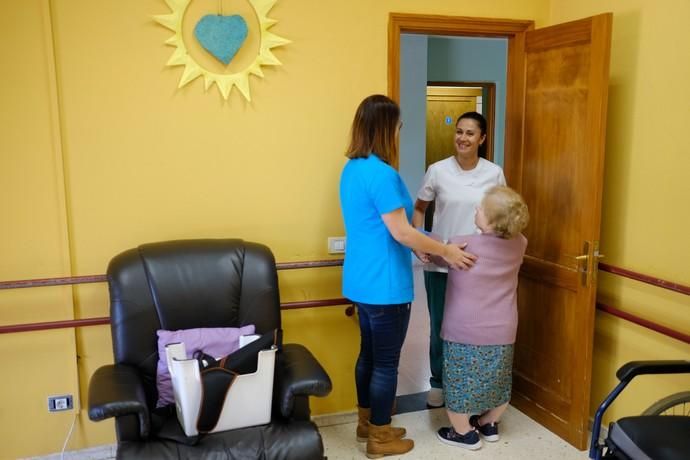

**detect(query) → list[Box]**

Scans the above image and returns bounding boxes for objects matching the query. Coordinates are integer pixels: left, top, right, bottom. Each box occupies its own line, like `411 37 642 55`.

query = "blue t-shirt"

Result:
339 154 414 304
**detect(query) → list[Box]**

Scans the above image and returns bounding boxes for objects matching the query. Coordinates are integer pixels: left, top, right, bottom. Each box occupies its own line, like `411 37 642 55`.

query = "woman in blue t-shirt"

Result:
339 94 476 458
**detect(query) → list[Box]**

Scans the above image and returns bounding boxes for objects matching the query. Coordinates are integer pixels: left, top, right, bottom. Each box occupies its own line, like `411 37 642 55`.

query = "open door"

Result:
388 11 611 449
504 13 612 449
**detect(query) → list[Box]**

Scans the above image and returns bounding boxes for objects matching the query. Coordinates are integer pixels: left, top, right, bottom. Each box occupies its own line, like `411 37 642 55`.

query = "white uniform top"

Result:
417 156 506 273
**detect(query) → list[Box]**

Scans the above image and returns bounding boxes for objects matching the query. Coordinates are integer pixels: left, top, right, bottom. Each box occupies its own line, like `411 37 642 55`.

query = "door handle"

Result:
592 243 604 284
564 253 589 263
569 252 604 261
564 242 592 286
564 242 604 286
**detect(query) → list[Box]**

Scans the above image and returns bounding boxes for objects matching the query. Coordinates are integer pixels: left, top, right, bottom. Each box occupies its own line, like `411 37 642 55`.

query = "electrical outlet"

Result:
327 237 346 254
48 394 73 412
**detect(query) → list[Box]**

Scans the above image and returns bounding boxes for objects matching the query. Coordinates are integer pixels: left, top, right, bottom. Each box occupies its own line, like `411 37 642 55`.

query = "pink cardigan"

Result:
441 233 527 346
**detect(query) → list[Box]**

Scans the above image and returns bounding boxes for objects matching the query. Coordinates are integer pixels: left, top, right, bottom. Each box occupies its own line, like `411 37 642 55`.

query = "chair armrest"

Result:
88 364 151 439
616 360 690 383
590 359 690 459
274 344 332 418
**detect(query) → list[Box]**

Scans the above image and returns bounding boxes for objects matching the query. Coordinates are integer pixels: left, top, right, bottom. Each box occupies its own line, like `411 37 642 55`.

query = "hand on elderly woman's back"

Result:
442 243 476 270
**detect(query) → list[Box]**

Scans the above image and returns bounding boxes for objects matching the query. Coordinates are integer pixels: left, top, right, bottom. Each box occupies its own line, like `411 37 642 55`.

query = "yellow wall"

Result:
0 1 84 456
1 0 549 457
547 0 690 424
6 1 687 457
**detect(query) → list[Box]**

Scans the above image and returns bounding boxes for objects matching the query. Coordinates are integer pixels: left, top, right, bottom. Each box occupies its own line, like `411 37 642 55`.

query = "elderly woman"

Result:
412 112 506 409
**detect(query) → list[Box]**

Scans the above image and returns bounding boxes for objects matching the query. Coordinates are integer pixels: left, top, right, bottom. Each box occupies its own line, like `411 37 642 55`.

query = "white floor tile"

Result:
398 265 432 396
320 405 590 460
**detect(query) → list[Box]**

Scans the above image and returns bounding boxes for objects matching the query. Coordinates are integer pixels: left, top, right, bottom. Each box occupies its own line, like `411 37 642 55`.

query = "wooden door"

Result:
388 12 611 449
504 13 612 449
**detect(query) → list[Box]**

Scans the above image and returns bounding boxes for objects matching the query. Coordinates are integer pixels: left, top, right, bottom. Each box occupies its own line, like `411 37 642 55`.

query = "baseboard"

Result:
24 444 116 460
312 409 358 428
588 416 609 447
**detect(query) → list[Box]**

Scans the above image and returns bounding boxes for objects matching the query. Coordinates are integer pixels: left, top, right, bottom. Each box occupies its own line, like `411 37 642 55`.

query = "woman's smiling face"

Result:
454 118 486 158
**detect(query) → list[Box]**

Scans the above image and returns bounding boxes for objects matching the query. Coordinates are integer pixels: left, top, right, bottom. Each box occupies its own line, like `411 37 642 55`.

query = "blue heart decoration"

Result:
194 14 248 65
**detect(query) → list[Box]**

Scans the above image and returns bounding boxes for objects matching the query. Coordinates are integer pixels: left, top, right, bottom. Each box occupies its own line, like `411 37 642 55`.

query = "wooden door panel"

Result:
507 13 612 449
526 46 590 89
514 275 584 442
525 16 593 51
515 278 577 400
521 44 590 265
521 256 579 291
513 373 571 430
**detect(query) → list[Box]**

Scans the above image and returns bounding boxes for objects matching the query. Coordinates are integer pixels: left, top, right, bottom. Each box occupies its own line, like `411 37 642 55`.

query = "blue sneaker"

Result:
470 415 500 442
436 426 482 450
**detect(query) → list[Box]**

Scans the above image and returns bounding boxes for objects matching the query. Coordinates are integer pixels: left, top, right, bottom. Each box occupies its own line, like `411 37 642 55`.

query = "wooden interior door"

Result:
504 13 612 449
388 12 611 449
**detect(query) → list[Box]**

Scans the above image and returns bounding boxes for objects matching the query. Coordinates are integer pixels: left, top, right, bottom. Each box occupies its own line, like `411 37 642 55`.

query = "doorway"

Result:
398 34 508 199
396 33 509 402
390 12 612 450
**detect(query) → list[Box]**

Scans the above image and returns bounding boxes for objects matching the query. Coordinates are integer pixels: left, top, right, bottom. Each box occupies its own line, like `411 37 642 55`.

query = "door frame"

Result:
388 13 532 176
389 12 612 451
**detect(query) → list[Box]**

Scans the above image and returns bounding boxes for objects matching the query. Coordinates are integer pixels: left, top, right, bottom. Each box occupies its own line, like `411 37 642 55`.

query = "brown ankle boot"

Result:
357 407 406 442
366 423 414 458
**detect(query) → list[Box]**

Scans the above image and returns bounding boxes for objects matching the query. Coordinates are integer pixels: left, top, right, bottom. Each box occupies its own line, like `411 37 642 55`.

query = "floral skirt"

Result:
442 341 514 414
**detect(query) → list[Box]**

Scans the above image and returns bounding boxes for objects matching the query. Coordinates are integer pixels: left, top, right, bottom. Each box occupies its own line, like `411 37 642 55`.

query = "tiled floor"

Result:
321 264 591 458
397 264 433 396
33 405 591 459
318 405 590 460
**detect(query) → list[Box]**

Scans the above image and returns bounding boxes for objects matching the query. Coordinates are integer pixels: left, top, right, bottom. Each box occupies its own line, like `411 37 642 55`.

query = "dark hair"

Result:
457 111 488 159
346 95 400 164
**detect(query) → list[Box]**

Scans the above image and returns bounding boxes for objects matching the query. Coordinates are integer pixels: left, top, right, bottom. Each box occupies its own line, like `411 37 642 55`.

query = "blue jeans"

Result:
355 302 411 426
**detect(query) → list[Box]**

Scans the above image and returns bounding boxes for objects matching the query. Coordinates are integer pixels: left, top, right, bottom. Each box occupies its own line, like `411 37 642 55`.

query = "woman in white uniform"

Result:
412 111 506 408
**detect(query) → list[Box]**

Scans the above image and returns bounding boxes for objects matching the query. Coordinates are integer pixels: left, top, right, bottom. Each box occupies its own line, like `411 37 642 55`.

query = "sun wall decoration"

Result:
154 0 290 102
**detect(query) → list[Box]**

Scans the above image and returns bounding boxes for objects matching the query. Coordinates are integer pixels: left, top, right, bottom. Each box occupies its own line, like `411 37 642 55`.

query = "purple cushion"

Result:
156 325 256 407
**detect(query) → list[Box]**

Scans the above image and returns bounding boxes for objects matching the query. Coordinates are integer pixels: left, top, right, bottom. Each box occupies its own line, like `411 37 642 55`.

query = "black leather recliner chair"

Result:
88 239 333 459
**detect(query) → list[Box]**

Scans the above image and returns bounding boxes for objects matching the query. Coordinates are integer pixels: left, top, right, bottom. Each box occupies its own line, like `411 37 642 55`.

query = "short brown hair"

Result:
482 186 529 239
345 94 400 164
